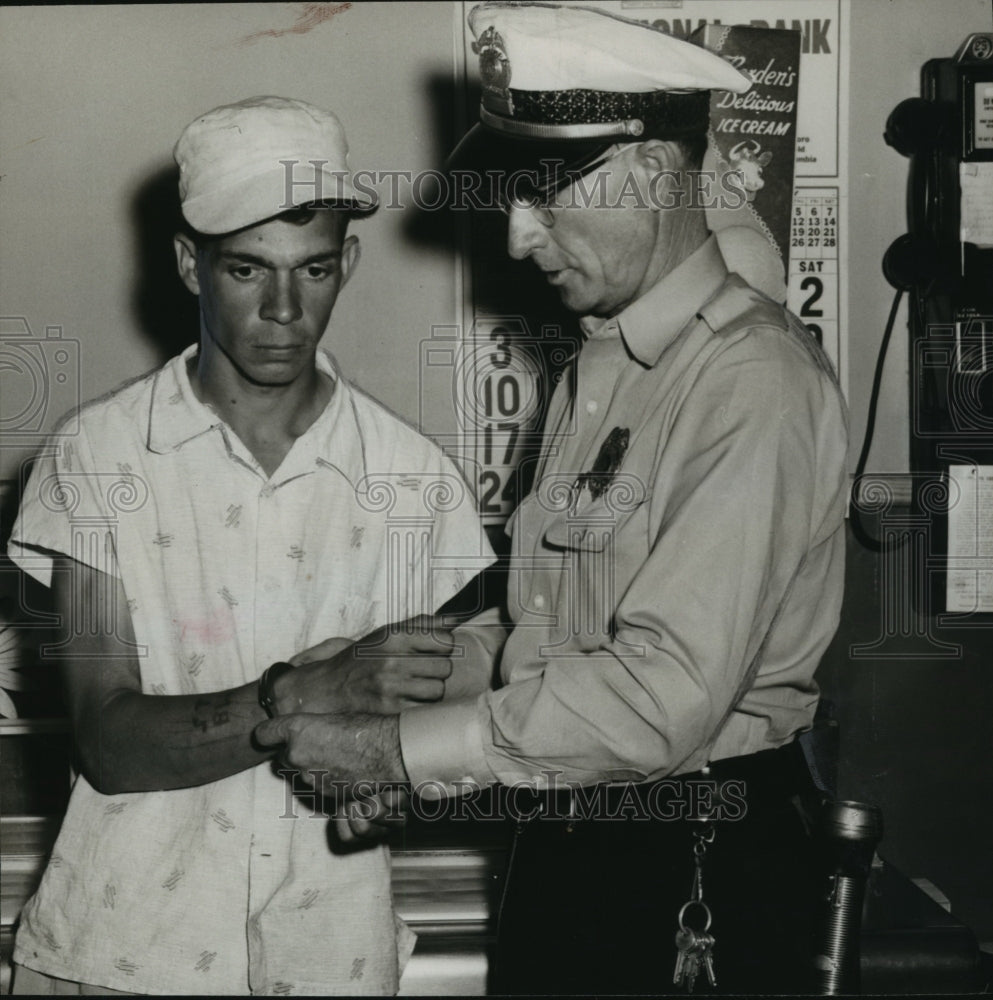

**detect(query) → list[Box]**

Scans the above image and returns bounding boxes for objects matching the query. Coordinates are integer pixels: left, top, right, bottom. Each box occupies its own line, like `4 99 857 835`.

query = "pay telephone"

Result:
883 33 993 615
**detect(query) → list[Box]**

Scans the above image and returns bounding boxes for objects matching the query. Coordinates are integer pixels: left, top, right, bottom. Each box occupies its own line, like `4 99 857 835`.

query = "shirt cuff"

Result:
399 695 494 800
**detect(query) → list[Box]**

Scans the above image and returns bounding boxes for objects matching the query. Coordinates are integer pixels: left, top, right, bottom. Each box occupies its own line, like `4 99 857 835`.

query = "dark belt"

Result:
502 739 816 825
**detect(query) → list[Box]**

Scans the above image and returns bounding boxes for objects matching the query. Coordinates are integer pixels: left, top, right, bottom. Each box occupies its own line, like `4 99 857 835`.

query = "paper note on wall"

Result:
947 464 993 613
960 162 993 249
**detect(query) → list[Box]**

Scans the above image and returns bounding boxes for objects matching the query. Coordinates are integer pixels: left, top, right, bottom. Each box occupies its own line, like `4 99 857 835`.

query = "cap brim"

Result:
182 165 377 236
445 123 612 199
281 167 379 218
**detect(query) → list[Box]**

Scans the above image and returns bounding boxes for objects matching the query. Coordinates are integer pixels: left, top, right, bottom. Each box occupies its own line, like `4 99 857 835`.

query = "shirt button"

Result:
586 400 598 414
533 594 546 610
260 484 275 499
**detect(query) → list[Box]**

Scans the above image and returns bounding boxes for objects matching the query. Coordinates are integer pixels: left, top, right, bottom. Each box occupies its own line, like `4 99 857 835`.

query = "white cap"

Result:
174 96 376 236
468 3 750 140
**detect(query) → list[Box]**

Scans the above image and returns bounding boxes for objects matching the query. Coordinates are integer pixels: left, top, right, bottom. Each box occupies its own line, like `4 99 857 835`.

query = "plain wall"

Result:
0 1 461 483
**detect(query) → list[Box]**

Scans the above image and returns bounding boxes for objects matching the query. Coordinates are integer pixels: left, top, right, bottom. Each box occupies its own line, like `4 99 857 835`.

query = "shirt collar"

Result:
579 234 728 367
147 343 217 454
147 345 369 487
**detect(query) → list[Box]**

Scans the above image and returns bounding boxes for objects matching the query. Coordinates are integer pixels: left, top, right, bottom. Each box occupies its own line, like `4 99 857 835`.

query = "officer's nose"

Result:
260 272 303 325
506 204 550 261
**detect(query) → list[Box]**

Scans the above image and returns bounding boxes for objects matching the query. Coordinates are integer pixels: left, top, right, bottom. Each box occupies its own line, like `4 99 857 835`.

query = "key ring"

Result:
677 899 713 934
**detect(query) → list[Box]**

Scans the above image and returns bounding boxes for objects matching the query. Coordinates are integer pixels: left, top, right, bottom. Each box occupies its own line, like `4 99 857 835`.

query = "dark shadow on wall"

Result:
398 72 465 256
129 164 199 363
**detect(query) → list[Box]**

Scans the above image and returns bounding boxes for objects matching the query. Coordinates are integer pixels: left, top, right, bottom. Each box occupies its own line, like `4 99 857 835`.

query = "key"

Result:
696 932 717 988
673 927 698 986
681 932 718 994
683 948 701 993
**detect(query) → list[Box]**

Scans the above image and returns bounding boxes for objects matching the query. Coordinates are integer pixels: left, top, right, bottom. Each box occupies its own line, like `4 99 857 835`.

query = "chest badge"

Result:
575 426 630 502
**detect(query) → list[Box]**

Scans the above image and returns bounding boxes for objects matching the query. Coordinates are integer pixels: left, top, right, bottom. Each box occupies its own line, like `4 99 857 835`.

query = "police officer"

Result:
258 5 849 994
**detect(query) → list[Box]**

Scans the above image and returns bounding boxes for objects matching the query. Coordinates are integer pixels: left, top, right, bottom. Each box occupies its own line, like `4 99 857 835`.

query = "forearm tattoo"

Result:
191 693 233 733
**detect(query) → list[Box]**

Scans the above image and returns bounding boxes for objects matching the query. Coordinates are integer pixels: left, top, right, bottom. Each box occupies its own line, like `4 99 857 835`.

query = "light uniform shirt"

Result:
402 235 849 791
8 346 493 995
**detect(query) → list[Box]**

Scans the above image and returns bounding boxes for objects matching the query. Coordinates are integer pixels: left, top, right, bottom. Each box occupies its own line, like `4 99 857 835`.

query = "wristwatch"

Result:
258 661 295 718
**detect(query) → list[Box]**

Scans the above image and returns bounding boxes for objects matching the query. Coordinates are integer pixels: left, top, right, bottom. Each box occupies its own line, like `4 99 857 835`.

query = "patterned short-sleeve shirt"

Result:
8 346 494 995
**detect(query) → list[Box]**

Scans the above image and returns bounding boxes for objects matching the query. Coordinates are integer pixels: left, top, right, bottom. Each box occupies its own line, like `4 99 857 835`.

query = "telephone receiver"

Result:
883 97 946 292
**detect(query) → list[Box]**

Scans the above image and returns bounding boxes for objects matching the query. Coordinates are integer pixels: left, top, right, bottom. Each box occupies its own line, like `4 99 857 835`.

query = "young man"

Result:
257 7 850 996
8 96 491 995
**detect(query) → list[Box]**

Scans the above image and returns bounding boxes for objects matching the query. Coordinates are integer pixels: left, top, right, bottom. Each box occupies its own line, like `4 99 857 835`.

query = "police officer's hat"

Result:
449 2 751 196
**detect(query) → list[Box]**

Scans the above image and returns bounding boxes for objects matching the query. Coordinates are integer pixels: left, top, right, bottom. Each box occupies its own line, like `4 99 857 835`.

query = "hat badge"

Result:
473 26 514 117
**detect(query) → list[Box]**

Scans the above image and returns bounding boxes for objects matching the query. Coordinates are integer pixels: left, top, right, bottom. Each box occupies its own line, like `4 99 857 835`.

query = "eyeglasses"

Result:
498 143 636 227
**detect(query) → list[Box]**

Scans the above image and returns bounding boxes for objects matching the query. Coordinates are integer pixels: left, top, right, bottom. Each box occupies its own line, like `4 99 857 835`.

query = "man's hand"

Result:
276 615 455 716
331 786 410 848
254 711 407 792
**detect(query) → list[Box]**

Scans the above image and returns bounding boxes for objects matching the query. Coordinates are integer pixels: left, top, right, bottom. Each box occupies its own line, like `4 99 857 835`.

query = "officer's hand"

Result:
255 712 407 790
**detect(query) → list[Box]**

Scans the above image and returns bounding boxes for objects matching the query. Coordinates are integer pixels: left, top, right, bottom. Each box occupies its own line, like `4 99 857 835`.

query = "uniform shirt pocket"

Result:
542 488 650 653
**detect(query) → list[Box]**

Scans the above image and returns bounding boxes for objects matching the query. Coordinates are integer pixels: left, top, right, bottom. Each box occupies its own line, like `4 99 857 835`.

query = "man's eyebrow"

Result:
218 250 342 267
